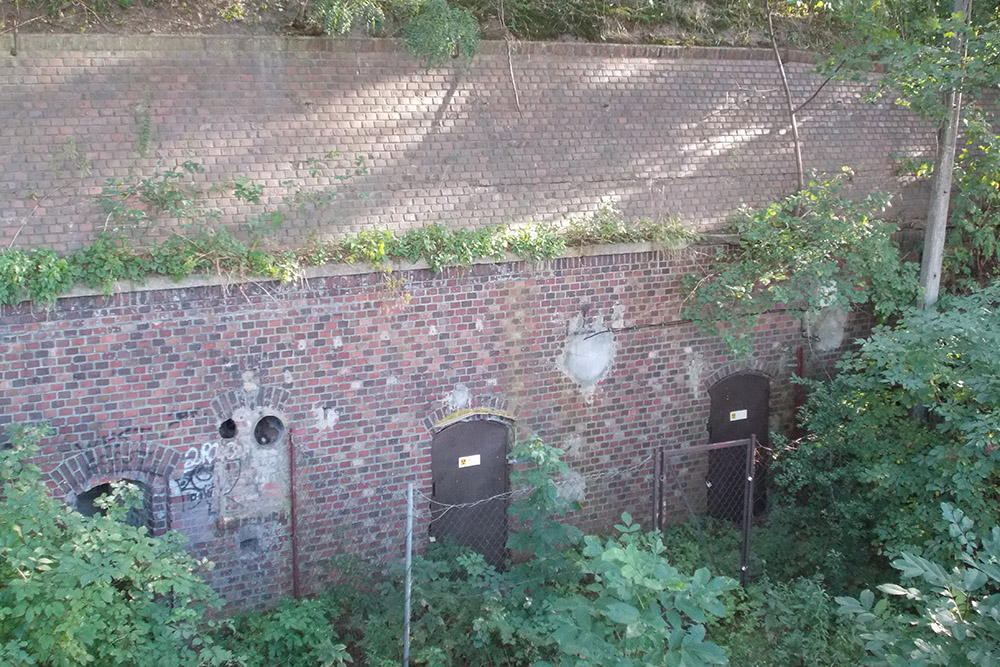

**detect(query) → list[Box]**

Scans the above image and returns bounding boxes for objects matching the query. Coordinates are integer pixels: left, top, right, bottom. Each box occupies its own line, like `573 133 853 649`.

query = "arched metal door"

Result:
429 419 509 566
707 373 769 521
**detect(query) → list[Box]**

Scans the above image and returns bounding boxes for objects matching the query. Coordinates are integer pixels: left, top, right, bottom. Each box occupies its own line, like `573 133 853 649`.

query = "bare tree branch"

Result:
767 0 805 194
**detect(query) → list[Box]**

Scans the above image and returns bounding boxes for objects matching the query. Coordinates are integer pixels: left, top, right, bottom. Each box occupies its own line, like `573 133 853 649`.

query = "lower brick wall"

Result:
0 247 861 606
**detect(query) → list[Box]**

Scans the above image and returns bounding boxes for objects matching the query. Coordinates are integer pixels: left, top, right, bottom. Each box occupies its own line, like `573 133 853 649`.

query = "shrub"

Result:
837 505 1000 666
762 283 1000 587
214 596 352 667
0 424 228 666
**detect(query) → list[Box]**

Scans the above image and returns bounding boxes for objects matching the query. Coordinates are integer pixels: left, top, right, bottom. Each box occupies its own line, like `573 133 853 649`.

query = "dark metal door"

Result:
429 420 509 567
707 373 769 521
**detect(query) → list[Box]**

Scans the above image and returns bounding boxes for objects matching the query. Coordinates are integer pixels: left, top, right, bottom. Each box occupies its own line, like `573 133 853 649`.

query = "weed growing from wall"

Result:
0 209 691 305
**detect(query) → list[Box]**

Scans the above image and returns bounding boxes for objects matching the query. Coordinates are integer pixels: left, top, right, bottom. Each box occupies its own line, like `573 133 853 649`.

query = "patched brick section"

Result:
0 248 861 607
1 36 932 252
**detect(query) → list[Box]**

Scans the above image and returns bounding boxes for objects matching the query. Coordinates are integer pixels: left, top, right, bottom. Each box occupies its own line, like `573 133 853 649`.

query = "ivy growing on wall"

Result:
682 170 918 354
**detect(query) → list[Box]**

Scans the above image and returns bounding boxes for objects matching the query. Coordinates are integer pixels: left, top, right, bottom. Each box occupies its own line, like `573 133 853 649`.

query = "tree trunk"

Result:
920 0 972 307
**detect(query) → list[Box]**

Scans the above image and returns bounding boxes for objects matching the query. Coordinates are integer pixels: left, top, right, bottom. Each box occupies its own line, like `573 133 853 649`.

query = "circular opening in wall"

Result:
218 418 237 440
254 415 286 446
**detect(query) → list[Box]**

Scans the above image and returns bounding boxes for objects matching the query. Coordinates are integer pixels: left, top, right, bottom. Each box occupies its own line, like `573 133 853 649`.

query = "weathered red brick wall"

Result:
0 246 861 605
1 36 932 252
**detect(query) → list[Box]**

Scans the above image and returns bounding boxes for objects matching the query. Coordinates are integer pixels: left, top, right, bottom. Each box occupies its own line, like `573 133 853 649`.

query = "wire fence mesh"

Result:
417 453 655 569
383 443 761 665
653 437 759 585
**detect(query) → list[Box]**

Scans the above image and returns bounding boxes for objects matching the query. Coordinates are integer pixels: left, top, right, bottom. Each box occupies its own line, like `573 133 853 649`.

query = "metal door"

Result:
429 419 509 567
707 373 769 521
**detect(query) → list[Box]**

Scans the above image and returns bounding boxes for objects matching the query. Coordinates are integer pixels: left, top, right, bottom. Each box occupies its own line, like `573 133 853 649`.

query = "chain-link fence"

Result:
418 454 654 569
652 437 759 585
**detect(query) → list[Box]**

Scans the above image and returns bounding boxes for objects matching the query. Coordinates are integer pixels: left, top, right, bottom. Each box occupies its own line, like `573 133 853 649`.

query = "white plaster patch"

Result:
386 375 400 387
443 384 472 411
332 336 344 349
559 331 616 388
805 307 848 352
687 351 706 396
611 303 626 330
283 370 294 385
297 339 307 351
475 319 484 332
350 380 363 390
428 325 439 336
562 434 585 459
241 371 259 393
313 405 339 430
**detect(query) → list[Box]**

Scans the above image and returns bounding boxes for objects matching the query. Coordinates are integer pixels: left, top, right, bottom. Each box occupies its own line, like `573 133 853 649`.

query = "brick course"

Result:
1 36 933 252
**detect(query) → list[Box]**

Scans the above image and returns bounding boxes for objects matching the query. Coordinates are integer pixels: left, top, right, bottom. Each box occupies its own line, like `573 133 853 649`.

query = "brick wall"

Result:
0 246 865 606
1 36 933 252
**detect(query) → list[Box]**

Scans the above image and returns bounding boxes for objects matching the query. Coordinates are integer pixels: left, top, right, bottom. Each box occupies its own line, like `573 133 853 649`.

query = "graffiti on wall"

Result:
172 440 244 511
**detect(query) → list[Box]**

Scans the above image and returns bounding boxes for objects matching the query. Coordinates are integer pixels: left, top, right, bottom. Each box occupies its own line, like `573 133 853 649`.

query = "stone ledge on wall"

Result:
14 241 685 305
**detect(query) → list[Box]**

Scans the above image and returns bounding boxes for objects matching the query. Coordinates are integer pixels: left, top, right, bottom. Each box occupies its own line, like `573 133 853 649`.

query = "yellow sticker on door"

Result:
458 454 481 468
729 409 748 422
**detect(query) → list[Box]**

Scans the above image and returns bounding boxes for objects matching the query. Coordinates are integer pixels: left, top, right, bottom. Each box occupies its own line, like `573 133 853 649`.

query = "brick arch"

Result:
49 439 180 536
703 356 779 391
210 385 291 421
424 394 516 433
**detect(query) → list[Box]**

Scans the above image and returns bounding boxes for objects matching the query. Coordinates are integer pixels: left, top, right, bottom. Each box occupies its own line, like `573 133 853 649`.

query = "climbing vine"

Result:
682 171 918 354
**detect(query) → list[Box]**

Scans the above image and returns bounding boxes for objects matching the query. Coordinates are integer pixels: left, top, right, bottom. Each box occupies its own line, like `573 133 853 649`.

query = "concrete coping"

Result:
4 34 820 66
41 240 701 304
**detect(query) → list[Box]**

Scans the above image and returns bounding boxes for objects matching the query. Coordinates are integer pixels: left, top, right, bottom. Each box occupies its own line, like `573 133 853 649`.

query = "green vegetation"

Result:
0 424 229 666
759 283 1000 590
0 205 691 306
682 171 916 354
837 504 1000 666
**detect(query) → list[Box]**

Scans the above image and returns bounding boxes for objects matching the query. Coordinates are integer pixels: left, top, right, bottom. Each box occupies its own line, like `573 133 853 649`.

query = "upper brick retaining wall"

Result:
2 35 933 252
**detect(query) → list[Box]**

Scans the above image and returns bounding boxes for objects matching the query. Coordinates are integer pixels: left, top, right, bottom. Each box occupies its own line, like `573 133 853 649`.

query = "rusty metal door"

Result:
429 419 509 566
707 373 769 521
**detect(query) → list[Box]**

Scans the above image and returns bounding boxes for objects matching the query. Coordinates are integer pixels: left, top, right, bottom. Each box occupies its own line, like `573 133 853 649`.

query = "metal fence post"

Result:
652 448 663 531
739 435 757 587
403 482 413 667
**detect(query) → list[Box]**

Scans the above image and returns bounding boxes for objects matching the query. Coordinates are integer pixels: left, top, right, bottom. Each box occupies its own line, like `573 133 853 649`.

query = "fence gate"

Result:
708 373 769 520
429 419 509 567
652 436 758 586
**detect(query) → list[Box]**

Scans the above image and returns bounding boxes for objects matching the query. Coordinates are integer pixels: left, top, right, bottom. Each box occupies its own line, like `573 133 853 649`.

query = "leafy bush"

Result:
0 248 75 305
323 440 737 666
0 424 228 666
214 596 352 667
706 576 860 667
944 109 1000 291
762 283 1000 586
404 0 480 67
562 206 693 248
837 505 1000 666
658 517 743 578
683 170 916 354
